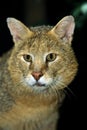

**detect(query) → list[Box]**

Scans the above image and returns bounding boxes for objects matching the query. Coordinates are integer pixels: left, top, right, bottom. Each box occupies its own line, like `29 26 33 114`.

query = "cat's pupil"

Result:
50 54 54 59
23 54 32 62
46 53 57 62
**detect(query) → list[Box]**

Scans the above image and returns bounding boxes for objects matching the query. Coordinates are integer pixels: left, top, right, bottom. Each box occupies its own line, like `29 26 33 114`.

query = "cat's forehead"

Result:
26 32 58 53
16 25 69 54
28 25 60 46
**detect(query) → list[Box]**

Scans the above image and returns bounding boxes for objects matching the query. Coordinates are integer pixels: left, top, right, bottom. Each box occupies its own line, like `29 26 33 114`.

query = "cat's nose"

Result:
32 72 43 81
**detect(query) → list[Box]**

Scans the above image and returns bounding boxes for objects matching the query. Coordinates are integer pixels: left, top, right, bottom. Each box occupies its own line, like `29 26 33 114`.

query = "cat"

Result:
0 15 78 130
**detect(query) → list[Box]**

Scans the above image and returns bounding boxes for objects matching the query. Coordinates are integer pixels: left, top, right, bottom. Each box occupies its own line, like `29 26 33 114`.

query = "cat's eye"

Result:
46 53 57 62
23 54 32 62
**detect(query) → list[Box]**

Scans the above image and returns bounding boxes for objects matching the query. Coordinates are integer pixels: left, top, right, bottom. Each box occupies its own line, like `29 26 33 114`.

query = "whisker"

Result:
15 81 24 88
64 87 77 100
61 89 72 99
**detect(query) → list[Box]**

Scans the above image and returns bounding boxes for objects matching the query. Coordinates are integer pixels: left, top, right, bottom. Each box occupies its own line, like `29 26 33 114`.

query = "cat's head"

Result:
7 16 78 95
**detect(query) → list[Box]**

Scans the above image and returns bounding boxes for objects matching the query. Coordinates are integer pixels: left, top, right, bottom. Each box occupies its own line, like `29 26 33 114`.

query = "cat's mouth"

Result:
34 82 46 87
24 75 51 89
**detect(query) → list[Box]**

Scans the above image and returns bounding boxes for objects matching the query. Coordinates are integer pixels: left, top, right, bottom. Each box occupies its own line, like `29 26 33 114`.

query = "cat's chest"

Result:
0 100 58 130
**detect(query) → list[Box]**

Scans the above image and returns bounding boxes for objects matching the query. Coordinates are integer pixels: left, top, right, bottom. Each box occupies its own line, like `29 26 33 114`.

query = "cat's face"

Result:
7 16 78 94
8 32 78 93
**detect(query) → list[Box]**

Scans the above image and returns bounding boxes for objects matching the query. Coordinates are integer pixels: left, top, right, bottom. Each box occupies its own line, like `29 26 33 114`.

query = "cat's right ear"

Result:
6 18 34 43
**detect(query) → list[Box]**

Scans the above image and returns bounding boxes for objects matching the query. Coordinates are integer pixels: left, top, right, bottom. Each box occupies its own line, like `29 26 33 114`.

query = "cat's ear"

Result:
48 16 75 44
6 18 33 43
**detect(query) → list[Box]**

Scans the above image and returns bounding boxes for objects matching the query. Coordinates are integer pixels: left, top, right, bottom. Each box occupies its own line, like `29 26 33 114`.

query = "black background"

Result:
0 0 86 130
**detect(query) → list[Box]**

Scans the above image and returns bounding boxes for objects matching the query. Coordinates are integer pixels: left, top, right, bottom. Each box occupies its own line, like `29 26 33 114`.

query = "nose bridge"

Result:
33 57 45 72
30 54 47 73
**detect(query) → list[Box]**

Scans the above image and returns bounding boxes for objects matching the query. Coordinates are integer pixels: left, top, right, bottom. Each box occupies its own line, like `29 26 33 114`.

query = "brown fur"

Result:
0 16 78 130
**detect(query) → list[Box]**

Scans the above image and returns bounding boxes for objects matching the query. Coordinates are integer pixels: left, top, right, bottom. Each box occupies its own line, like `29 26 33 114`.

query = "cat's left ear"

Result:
48 16 75 44
6 18 34 43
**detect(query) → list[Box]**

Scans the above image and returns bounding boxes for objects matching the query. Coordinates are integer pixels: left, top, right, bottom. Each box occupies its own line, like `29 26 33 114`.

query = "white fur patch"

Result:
24 75 52 87
25 75 36 86
38 76 52 85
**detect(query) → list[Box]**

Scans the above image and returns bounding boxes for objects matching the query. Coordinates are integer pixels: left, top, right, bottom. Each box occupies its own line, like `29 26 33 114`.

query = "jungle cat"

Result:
0 15 78 130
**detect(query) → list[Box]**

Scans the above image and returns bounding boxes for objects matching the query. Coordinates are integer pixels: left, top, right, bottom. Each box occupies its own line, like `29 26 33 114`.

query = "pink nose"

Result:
32 72 43 81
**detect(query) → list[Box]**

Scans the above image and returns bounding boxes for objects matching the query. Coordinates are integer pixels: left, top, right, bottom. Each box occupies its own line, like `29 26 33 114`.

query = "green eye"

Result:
23 54 32 62
46 53 57 62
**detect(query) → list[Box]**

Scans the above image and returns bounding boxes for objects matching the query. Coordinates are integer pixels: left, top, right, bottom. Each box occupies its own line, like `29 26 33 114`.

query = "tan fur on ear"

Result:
48 16 75 44
7 18 34 43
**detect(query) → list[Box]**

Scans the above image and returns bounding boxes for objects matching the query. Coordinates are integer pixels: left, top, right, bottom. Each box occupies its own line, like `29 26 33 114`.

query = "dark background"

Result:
0 0 86 130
